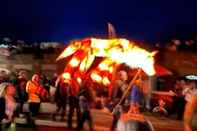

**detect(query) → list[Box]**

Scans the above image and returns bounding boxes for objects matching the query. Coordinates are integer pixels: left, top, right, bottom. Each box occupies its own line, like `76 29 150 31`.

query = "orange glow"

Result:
91 38 156 76
109 66 114 73
102 77 111 86
79 54 95 72
108 46 156 76
56 41 81 61
77 77 82 84
57 38 156 88
69 58 80 67
62 72 71 80
98 59 113 71
98 63 108 71
57 38 156 76
90 72 102 83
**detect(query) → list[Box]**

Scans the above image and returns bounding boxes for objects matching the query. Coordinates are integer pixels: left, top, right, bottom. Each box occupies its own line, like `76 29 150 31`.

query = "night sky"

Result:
0 0 197 43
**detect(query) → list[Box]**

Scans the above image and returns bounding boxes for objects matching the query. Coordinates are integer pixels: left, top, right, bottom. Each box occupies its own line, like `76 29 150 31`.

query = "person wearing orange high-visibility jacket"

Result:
26 74 48 126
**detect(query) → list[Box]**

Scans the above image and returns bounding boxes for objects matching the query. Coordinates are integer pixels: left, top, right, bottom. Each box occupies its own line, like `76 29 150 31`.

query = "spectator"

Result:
50 73 58 87
141 79 151 111
182 81 197 131
52 79 68 121
16 76 28 116
152 99 168 116
26 74 48 126
41 74 50 93
67 80 80 129
166 43 177 51
0 83 17 130
170 79 186 120
77 95 94 131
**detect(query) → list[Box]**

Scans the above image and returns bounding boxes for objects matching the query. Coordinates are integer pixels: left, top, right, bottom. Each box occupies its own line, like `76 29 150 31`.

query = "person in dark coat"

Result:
67 81 80 129
16 78 28 115
52 80 68 121
77 95 94 131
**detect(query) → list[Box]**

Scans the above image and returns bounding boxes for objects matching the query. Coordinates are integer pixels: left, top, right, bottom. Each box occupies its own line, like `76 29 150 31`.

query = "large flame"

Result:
57 38 156 86
90 71 102 83
62 72 71 80
69 57 80 67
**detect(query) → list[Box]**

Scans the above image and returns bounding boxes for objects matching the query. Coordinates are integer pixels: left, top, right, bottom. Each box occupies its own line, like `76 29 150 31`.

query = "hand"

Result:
169 90 176 96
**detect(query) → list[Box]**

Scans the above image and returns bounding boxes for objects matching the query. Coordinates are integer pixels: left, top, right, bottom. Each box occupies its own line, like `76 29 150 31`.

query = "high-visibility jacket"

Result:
26 81 46 103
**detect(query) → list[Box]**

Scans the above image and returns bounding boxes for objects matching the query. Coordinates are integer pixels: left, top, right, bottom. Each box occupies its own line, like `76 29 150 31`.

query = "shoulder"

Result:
26 81 32 85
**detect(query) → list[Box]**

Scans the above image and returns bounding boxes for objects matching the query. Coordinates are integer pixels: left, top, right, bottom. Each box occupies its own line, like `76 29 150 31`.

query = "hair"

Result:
31 74 40 81
134 79 141 86
0 83 13 97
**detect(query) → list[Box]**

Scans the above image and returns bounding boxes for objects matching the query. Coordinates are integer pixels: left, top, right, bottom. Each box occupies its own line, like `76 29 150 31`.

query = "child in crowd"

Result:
153 99 168 116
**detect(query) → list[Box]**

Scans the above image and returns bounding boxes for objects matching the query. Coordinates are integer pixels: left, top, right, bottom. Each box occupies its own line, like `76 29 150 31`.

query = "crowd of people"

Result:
0 71 94 131
0 69 196 131
169 78 197 131
155 36 197 52
0 69 153 131
0 39 61 59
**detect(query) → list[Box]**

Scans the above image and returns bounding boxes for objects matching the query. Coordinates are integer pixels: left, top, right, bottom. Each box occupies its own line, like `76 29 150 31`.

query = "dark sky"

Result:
0 0 197 43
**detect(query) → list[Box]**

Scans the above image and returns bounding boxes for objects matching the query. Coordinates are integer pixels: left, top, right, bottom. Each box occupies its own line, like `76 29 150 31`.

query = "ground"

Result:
5 109 184 131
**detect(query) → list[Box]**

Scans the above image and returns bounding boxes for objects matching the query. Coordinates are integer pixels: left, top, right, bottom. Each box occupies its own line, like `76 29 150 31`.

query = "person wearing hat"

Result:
0 83 16 130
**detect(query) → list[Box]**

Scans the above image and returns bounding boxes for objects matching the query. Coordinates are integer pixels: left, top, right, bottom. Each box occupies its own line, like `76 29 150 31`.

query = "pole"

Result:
112 69 142 113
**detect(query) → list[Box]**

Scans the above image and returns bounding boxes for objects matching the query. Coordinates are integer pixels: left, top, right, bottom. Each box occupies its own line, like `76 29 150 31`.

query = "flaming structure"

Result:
57 38 156 91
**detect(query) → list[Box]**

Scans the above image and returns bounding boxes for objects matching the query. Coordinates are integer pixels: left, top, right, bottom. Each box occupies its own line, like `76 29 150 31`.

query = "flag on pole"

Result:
108 22 116 38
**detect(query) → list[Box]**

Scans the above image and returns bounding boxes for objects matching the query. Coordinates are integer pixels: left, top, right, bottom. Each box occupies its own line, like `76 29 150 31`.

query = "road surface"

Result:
5 109 184 131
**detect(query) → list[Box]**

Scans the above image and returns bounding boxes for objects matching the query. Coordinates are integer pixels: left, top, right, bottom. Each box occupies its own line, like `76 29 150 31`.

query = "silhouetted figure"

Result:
67 84 80 129
26 74 48 126
77 95 94 131
52 81 68 121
